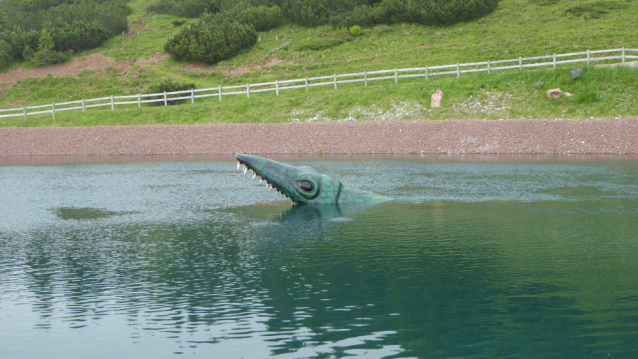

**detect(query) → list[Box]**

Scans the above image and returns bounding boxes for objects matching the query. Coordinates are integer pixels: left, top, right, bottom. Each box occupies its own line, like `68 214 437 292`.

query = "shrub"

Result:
164 20 258 64
147 79 196 106
25 29 73 67
382 0 501 25
349 25 362 37
218 3 284 32
329 5 389 28
281 0 332 27
0 40 13 67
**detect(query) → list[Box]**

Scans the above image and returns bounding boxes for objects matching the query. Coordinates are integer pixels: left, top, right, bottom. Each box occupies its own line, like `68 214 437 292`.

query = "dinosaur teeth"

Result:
237 161 241 170
243 166 248 175
252 173 257 180
259 177 263 184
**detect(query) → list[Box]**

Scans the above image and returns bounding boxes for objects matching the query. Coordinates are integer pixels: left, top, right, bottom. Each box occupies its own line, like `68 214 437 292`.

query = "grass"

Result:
4 66 636 127
0 0 637 127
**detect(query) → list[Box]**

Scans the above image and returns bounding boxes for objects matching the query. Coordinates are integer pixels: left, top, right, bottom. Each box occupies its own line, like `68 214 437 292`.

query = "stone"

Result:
546 88 563 98
431 90 443 108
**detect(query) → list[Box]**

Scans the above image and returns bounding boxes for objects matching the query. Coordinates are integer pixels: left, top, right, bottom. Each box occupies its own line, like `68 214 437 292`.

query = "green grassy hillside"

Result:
1 0 637 127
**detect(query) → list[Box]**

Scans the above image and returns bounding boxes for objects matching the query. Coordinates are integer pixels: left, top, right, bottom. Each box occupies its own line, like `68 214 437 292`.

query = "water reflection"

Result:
1 158 638 358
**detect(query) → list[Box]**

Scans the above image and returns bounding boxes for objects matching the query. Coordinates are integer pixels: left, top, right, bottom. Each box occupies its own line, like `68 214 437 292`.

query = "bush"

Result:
280 0 332 27
147 79 196 106
24 29 73 67
329 5 389 28
0 40 13 67
0 0 130 60
349 25 362 37
382 0 500 25
213 2 284 32
164 20 258 64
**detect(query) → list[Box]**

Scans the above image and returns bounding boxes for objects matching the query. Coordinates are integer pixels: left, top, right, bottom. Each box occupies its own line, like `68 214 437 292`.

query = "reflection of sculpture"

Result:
235 154 390 205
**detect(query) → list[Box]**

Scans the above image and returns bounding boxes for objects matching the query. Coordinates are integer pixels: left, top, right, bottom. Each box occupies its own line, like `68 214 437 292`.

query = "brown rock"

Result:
546 88 563 98
431 90 443 108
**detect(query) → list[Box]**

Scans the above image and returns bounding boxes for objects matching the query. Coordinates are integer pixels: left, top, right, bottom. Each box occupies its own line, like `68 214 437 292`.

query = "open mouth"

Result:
236 158 292 202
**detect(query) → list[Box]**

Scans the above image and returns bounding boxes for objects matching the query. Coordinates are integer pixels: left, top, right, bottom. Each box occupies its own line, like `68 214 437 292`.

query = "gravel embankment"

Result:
1 118 637 157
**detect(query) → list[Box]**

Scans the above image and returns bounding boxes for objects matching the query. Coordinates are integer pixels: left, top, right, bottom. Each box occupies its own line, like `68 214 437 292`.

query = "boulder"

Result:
431 90 443 108
546 88 563 98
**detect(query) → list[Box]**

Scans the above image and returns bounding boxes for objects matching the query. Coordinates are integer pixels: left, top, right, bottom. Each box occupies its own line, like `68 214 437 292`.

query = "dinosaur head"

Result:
235 153 343 205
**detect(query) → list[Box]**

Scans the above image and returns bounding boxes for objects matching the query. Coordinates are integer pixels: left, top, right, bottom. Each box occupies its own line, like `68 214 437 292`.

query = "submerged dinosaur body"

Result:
235 154 390 205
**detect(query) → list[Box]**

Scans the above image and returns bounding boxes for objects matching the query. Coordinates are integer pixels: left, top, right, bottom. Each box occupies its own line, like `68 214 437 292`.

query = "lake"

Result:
1 155 637 358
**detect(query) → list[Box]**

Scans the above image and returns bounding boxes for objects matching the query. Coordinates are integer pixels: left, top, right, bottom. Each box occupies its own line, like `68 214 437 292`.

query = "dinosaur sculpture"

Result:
235 154 390 205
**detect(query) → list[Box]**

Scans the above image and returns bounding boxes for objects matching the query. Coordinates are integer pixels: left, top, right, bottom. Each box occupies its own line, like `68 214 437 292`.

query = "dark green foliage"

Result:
45 20 113 52
0 0 130 61
147 79 197 106
164 20 258 64
208 2 284 32
148 0 500 34
329 5 389 28
279 0 333 27
24 28 73 67
383 0 501 25
0 39 13 68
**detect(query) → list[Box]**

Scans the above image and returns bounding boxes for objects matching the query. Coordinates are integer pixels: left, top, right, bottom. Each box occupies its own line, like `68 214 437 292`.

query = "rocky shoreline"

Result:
1 118 637 157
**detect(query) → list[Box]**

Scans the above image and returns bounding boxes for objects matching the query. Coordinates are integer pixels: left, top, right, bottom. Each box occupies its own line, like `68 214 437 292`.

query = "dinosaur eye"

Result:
298 181 314 193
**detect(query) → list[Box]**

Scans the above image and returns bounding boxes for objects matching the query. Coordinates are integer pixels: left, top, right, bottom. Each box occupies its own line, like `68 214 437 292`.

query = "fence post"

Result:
394 69 398 84
334 74 337 90
553 54 556 69
246 84 250 99
364 71 368 87
622 46 626 64
111 95 115 110
456 64 460 78
82 99 86 113
191 89 194 104
587 50 591 66
425 66 429 80
137 94 141 108
305 77 309 92
487 60 491 74
275 80 279 97
519 57 522 71
163 92 167 107
51 103 55 121
23 106 27 122
218 86 222 102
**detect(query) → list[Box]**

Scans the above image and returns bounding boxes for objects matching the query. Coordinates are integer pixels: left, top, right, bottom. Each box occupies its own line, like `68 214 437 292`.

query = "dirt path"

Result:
1 118 636 157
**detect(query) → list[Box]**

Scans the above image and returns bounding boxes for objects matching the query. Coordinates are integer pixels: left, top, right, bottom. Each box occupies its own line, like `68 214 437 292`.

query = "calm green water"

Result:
1 156 638 358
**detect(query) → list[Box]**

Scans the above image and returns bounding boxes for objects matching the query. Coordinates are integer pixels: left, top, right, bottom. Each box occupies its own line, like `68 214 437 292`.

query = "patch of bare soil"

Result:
0 53 128 84
0 51 172 85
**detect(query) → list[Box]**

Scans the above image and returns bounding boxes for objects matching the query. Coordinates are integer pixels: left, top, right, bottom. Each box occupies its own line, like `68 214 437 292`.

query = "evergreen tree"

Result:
31 28 56 66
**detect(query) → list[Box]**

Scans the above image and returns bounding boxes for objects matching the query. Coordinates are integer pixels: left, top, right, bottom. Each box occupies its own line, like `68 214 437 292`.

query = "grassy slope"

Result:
0 0 637 127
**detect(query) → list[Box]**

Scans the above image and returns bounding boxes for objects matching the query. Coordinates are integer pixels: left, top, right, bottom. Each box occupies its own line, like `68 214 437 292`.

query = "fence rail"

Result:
2 47 636 121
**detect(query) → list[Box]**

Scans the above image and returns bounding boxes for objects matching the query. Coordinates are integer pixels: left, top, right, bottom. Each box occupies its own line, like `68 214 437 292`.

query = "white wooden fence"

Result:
1 47 636 121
